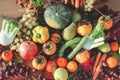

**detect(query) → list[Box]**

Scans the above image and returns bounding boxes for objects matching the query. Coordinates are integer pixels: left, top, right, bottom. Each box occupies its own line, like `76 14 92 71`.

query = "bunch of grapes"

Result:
0 61 44 80
101 62 120 79
10 9 38 52
84 0 94 12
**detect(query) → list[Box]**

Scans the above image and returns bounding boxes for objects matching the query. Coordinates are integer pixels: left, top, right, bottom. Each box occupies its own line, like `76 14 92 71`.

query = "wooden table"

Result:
0 0 25 25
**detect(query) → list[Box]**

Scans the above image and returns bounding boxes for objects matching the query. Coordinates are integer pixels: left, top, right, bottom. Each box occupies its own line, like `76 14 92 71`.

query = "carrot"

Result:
110 41 119 52
82 0 86 6
93 52 101 75
93 54 107 80
106 77 112 80
80 0 83 7
64 0 68 4
71 0 75 5
75 0 80 9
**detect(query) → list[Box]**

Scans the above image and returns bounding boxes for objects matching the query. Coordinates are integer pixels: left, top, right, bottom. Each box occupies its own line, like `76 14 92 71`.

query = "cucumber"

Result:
58 37 81 57
67 35 89 60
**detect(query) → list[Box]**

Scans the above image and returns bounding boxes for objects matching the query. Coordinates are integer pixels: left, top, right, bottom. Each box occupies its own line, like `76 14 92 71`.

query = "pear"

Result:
62 22 76 41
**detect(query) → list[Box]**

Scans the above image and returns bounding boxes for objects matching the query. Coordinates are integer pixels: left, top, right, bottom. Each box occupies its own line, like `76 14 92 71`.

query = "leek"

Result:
0 19 20 45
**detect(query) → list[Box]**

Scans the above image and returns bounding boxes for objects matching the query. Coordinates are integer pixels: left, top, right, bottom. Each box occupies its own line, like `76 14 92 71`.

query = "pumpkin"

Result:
32 55 47 70
76 22 92 36
44 4 72 29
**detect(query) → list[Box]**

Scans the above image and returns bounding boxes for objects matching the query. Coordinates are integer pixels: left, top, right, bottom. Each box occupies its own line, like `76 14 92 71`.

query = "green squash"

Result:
44 4 72 29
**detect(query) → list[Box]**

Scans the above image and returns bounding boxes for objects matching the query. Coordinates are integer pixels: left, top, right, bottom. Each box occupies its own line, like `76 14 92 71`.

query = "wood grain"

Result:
0 0 25 25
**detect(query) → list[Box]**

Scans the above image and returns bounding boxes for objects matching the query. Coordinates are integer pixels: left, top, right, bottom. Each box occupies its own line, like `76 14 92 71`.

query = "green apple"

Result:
54 68 68 80
98 43 111 53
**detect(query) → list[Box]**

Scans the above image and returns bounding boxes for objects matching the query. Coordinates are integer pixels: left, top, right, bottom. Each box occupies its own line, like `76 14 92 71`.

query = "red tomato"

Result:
44 70 54 79
46 60 57 73
51 33 61 43
110 42 119 52
56 57 67 68
2 50 13 61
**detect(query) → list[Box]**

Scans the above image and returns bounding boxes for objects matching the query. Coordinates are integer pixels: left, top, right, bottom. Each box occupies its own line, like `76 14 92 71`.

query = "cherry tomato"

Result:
110 42 119 52
56 57 67 68
2 50 13 61
46 60 57 73
51 33 61 43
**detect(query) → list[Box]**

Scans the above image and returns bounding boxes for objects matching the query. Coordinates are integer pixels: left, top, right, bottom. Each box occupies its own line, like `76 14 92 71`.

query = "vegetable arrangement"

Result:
0 0 120 80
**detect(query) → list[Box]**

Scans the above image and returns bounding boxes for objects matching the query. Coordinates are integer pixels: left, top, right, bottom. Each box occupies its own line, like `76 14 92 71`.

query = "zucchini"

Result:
67 35 89 60
58 37 81 57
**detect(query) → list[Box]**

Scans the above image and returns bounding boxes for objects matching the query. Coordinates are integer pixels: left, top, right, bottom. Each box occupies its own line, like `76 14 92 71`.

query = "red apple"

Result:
19 41 38 60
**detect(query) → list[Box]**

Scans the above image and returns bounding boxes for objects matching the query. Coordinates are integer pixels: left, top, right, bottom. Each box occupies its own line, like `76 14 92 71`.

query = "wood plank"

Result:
0 0 25 25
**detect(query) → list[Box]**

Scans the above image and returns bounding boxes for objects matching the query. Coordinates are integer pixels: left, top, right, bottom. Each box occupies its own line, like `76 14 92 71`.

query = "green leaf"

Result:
31 0 45 7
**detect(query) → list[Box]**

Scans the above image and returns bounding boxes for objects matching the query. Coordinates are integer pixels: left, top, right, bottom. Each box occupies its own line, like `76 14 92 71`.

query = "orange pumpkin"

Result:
76 22 92 36
32 55 47 70
98 16 113 30
75 50 90 64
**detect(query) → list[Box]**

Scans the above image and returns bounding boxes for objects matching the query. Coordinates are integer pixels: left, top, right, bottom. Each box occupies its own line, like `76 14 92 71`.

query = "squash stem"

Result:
94 8 109 20
36 33 41 38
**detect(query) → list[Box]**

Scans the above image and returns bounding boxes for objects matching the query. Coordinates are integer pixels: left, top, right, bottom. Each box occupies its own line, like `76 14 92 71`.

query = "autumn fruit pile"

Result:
0 0 120 80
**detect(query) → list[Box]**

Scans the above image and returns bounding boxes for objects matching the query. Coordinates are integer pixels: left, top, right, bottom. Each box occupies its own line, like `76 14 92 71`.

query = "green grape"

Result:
90 0 94 4
85 5 88 8
87 7 92 12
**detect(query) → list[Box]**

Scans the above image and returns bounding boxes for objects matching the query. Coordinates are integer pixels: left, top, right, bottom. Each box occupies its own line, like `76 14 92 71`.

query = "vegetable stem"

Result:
89 22 104 40
10 28 19 38
58 37 81 57
91 41 104 48
67 35 89 60
1 19 7 32
5 21 10 33
94 37 104 43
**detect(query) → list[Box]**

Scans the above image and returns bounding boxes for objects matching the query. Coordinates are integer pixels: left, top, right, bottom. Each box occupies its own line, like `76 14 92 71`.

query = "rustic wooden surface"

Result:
0 0 25 25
